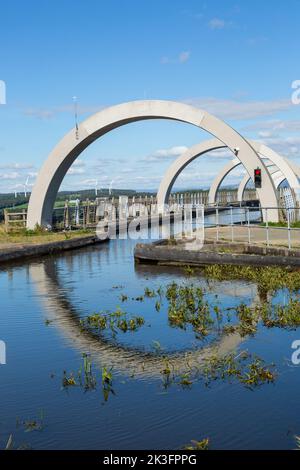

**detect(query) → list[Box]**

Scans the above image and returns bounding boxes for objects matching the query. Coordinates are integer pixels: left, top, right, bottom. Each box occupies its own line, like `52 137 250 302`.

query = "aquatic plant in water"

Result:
78 353 97 391
183 438 209 450
262 298 300 330
201 351 276 389
80 308 145 336
202 264 300 293
183 265 196 276
62 354 97 391
144 287 156 298
62 371 77 388
157 350 276 392
16 410 45 433
166 282 214 338
102 367 114 402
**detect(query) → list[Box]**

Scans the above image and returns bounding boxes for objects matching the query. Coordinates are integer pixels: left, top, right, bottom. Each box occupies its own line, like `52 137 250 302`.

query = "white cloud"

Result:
66 167 86 176
178 51 191 63
79 178 99 186
257 135 300 158
208 18 226 29
23 108 54 119
27 171 38 178
0 162 34 170
204 148 233 159
144 145 188 162
258 131 275 139
184 97 292 120
66 159 86 175
175 163 247 189
72 159 85 167
161 51 191 64
0 172 21 180
244 119 300 133
154 145 188 158
23 104 105 120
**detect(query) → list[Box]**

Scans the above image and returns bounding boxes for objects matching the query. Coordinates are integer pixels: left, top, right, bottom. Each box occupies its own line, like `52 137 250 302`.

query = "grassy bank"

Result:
260 221 300 228
0 224 95 247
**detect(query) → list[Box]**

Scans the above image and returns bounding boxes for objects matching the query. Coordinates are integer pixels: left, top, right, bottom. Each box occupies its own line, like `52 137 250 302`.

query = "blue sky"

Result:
0 0 299 193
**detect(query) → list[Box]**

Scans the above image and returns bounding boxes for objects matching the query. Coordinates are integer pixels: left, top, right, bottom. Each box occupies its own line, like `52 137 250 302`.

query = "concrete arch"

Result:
209 146 300 204
237 170 285 202
27 100 279 228
157 137 299 216
157 138 228 206
209 159 280 204
208 141 300 205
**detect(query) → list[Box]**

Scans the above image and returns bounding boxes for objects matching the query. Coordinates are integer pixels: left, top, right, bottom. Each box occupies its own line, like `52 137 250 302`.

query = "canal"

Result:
0 210 300 450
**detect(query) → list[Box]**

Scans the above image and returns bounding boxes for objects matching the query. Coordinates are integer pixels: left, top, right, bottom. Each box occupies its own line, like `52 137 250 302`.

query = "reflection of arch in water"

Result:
29 259 259 379
27 100 280 228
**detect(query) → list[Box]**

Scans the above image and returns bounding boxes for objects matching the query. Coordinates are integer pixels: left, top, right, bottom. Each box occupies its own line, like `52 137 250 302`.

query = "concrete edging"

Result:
134 240 300 267
0 235 108 265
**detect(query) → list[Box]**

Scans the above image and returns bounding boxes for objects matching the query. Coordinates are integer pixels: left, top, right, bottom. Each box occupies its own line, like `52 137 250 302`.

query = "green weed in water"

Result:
183 438 209 450
102 367 114 402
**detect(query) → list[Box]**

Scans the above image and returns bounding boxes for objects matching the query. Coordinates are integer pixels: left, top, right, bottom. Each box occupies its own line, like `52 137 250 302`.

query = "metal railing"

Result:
204 205 300 250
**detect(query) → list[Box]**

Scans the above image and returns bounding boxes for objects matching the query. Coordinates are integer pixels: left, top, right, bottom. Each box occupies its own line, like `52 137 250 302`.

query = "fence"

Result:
2 187 299 233
3 209 27 232
204 205 300 250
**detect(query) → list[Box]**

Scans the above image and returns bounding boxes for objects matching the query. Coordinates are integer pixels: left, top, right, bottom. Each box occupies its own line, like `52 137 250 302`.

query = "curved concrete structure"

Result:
157 138 228 206
27 100 279 228
208 148 300 204
157 137 299 214
209 159 280 204
237 170 284 202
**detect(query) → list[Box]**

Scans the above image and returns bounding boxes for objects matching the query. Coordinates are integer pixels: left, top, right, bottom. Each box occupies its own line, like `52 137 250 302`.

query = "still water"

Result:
0 216 300 449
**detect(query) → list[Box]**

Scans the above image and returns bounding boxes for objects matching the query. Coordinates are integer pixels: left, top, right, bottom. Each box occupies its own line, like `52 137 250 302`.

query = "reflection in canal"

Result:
1 226 300 449
29 260 252 378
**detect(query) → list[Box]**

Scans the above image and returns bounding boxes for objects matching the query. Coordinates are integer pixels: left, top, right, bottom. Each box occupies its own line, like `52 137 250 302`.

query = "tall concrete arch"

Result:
27 100 279 228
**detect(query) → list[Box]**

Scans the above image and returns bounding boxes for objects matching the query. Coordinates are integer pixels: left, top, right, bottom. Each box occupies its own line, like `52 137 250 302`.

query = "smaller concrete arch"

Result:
209 159 281 204
157 138 226 206
237 169 284 202
157 138 300 214
208 158 242 205
209 153 300 204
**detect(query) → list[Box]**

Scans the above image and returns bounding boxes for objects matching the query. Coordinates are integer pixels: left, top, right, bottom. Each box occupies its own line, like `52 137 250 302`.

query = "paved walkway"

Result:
204 225 300 248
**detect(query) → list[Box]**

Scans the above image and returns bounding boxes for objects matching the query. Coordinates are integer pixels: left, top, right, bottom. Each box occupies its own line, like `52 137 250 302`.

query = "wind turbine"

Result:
23 176 30 197
109 179 114 196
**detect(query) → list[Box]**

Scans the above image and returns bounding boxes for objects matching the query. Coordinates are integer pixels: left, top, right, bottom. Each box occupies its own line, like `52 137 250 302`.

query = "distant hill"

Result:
0 188 154 221
0 185 240 221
